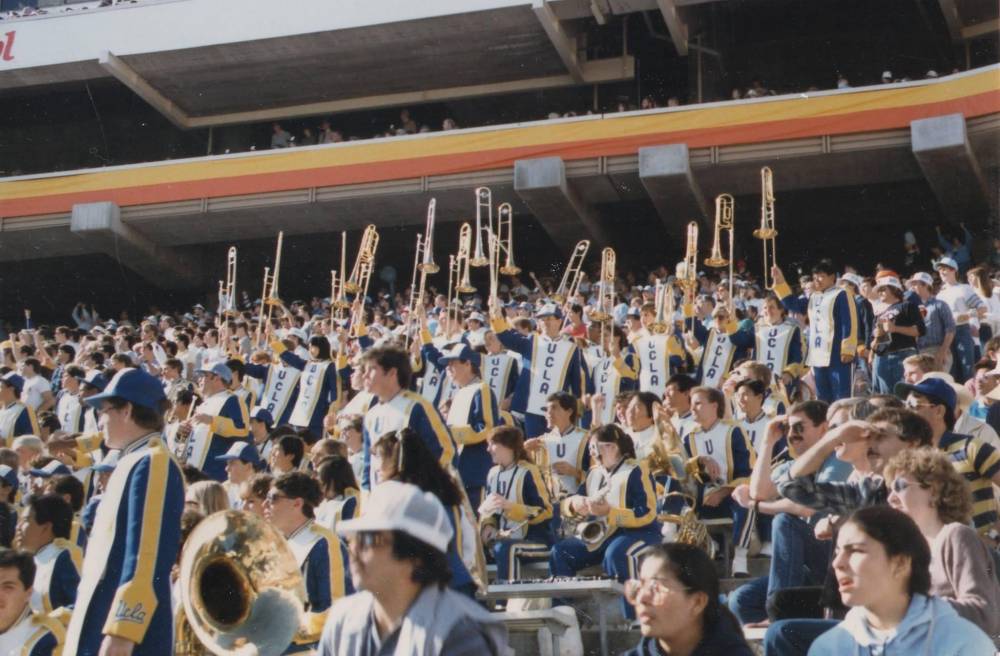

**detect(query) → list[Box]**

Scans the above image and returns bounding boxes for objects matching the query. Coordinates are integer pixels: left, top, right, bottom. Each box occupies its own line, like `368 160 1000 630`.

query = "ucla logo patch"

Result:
114 601 147 624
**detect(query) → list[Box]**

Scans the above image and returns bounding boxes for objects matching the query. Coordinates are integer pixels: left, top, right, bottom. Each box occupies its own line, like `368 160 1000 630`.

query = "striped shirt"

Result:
937 431 1000 533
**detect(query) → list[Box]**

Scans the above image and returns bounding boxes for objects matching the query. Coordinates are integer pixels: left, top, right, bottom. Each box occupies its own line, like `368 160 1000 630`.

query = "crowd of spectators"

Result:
0 0 142 21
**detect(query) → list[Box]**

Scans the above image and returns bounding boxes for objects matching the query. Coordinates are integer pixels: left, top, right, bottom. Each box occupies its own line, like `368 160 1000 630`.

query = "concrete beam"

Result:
962 19 999 40
98 51 189 130
655 0 689 56
638 144 708 229
936 0 963 42
70 202 203 289
533 0 585 83
513 157 609 254
911 113 991 224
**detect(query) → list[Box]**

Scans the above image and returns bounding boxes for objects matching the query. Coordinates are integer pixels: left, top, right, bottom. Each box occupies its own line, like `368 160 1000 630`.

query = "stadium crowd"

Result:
0 219 997 655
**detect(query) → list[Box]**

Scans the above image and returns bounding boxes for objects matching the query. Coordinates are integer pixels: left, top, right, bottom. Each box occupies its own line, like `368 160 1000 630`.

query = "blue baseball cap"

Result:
0 465 17 489
0 373 23 395
215 442 262 467
30 460 72 478
82 370 108 392
92 450 121 473
249 406 274 428
437 343 481 367
196 362 233 384
894 378 956 412
85 368 167 411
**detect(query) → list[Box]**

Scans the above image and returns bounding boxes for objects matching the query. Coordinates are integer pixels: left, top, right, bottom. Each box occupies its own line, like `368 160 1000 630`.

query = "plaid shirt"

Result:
776 470 887 516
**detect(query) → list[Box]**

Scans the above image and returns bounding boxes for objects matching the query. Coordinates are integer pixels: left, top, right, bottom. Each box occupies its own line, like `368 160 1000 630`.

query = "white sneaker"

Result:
732 547 749 578
759 541 773 557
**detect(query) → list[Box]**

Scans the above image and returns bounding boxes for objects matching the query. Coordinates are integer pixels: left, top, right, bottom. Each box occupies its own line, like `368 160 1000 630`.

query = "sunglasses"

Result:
891 478 925 494
349 532 388 549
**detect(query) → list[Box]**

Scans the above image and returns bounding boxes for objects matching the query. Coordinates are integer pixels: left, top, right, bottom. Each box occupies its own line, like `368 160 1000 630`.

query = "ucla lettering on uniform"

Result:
556 444 566 458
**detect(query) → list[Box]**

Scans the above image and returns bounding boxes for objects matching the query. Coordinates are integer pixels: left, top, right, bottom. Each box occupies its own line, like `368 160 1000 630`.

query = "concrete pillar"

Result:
638 144 708 229
911 113 991 224
70 201 203 289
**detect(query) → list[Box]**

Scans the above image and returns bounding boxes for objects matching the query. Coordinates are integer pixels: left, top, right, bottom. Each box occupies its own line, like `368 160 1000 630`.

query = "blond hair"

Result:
884 448 972 525
185 480 230 515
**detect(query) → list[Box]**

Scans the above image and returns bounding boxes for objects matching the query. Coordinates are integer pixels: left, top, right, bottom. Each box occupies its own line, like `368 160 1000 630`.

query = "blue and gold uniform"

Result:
685 313 755 388
481 459 553 582
274 342 341 441
244 360 301 427
185 390 250 482
31 537 82 618
446 377 500 510
361 390 455 489
64 433 184 656
0 401 38 448
285 520 352 653
0 606 64 656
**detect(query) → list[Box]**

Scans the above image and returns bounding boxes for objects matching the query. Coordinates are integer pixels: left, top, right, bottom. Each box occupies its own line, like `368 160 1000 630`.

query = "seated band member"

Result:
318 481 509 655
480 426 553 583
550 424 661 619
0 549 64 655
437 343 500 510
526 392 589 503
264 471 352 652
314 456 360 533
14 494 81 621
683 386 754 576
182 362 250 482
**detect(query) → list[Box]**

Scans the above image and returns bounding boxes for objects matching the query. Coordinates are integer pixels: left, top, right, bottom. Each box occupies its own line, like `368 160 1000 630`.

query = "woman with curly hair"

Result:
885 447 1000 637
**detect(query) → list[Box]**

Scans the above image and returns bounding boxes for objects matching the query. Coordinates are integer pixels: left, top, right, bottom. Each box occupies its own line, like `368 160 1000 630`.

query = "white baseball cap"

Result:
875 276 903 292
908 272 934 287
336 481 453 553
935 257 958 271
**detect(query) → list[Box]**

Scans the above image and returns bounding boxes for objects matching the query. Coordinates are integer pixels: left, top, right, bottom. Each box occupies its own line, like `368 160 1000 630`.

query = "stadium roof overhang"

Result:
0 0 644 128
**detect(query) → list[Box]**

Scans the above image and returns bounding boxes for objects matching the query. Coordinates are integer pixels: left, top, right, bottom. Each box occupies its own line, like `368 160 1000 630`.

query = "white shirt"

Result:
21 375 49 412
936 283 982 325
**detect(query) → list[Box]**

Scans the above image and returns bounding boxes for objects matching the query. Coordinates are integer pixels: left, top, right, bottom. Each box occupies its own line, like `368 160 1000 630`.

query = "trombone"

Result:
590 247 616 352
705 194 735 312
551 240 591 304
446 223 476 334
677 221 699 303
218 246 237 318
650 280 675 334
255 232 284 346
331 232 350 316
347 225 380 335
471 187 491 268
407 202 437 346
488 202 520 307
756 166 778 289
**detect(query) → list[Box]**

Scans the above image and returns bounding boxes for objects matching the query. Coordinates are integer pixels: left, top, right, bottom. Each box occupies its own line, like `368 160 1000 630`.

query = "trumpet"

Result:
470 187 491 267
677 221 699 301
756 166 779 289
705 194 735 310
551 240 591 304
488 202 520 307
345 225 380 295
218 246 237 318
255 232 284 346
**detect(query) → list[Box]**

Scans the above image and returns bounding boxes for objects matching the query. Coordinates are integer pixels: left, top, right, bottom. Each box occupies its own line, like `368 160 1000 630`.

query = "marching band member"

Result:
15 494 81 620
633 309 684 398
273 336 341 442
247 405 275 461
482 331 519 413
623 391 667 461
0 373 39 448
215 441 263 509
181 362 250 482
263 471 351 652
733 379 773 450
360 346 455 489
373 429 480 597
526 392 590 502
55 365 85 433
755 293 805 390
684 304 754 389
244 342 302 428
550 424 660 619
729 361 789 419
588 325 638 429
64 368 185 656
772 259 858 402
480 426 553 583
224 358 256 413
314 455 360 532
683 386 754 576
489 302 587 438
437 343 499 509
79 371 106 436
0 550 64 656
664 373 697 438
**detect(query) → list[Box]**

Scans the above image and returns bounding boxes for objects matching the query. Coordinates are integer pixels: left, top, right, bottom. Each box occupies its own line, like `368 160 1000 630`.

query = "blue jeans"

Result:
951 324 976 384
812 361 853 403
764 619 838 656
872 348 916 394
728 513 831 623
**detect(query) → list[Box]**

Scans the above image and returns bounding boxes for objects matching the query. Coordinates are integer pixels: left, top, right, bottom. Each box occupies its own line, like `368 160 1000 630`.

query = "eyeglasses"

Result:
624 577 690 605
349 532 388 550
265 491 290 504
904 398 937 410
787 421 806 435
891 478 926 494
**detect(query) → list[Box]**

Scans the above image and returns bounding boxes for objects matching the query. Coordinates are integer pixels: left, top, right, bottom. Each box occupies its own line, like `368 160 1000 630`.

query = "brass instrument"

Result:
218 246 238 318
705 193 735 311
756 166 778 289
531 442 562 503
470 187 491 267
677 222 700 301
456 222 476 294
446 254 459 336
255 231 284 346
649 280 676 334
575 484 614 548
332 232 350 312
345 224 379 295
419 198 440 274
589 247 616 323
487 202 520 306
178 510 306 656
551 240 591 304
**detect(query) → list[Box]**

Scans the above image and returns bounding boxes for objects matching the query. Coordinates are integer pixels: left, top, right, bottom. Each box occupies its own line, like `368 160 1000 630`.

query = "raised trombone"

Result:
649 279 675 334
551 240 591 304
677 222 699 303
255 232 283 346
331 232 350 313
218 246 238 318
705 193 735 311
756 166 778 289
406 203 437 346
470 187 491 268
344 225 380 295
487 202 520 307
